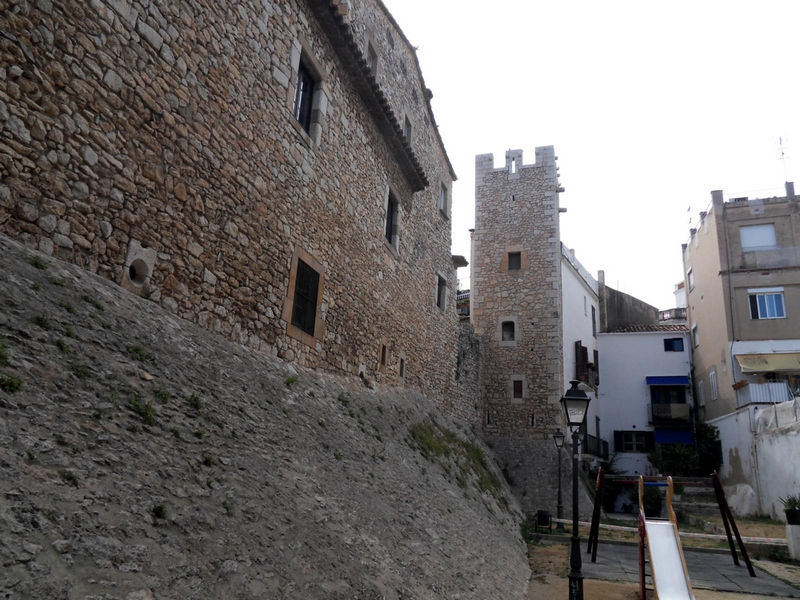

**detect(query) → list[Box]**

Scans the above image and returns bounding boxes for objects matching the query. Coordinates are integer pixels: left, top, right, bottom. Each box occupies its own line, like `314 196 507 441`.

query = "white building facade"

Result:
597 326 693 475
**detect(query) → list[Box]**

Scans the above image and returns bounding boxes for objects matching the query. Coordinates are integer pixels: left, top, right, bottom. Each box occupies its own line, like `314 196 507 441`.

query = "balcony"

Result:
582 432 609 460
735 382 793 408
648 402 691 425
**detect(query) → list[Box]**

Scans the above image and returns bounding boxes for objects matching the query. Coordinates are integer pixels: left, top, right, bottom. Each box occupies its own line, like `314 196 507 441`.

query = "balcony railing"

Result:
648 402 691 424
582 432 609 460
735 382 793 408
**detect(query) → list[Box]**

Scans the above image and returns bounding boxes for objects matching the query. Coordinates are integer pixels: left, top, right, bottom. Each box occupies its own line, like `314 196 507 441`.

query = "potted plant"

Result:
780 494 800 525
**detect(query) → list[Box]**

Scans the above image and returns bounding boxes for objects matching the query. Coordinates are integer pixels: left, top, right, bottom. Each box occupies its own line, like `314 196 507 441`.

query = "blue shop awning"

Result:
654 429 694 445
646 376 690 386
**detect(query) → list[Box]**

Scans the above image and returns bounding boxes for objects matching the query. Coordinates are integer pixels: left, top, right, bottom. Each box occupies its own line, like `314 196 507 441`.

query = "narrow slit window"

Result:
293 61 315 133
291 259 320 335
399 358 405 378
367 42 378 74
380 345 386 366
436 275 447 310
403 116 412 140
385 193 398 246
439 183 448 215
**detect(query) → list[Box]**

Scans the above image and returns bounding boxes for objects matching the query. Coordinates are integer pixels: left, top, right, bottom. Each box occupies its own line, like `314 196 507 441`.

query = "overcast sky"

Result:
381 0 800 310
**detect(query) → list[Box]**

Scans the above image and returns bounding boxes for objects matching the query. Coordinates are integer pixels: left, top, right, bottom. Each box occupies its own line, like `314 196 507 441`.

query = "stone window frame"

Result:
398 351 407 383
509 375 526 404
383 187 401 256
502 245 528 272
498 315 519 347
377 339 389 371
438 181 450 219
435 272 448 312
364 29 379 76
403 114 412 141
282 247 326 347
287 38 328 146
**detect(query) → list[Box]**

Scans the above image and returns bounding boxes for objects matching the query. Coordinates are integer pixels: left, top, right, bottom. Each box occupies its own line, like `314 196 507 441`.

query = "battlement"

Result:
475 146 558 187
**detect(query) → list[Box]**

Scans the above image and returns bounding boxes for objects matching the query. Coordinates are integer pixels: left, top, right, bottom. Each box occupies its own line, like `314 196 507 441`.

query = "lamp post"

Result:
560 380 591 600
552 428 565 531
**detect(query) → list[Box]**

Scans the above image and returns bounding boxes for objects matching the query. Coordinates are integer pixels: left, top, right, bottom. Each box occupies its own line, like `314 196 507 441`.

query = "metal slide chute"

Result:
639 475 695 600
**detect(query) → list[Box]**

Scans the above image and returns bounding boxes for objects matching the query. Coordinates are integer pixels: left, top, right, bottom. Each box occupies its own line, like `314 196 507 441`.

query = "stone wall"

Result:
471 147 564 513
445 318 481 426
597 277 659 332
0 0 462 411
0 235 530 599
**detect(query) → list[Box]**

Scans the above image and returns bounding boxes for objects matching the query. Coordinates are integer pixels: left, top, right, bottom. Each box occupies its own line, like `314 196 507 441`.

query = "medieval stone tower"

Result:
471 147 564 513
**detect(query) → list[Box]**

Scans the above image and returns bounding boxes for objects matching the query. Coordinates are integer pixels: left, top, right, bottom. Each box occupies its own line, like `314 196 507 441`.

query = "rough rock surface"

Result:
0 235 530 599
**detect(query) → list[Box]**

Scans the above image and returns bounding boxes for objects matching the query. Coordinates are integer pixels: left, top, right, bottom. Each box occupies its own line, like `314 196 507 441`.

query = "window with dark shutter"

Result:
291 259 319 335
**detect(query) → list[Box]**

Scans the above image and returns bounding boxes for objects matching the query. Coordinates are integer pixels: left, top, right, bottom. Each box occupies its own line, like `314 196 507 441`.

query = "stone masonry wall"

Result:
471 147 564 513
0 0 462 412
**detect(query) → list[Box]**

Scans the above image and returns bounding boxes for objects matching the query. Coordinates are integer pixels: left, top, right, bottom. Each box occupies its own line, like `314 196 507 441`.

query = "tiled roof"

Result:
604 324 688 333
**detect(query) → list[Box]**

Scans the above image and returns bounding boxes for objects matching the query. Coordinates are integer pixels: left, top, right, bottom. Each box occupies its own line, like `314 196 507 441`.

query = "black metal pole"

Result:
568 429 583 600
556 445 564 530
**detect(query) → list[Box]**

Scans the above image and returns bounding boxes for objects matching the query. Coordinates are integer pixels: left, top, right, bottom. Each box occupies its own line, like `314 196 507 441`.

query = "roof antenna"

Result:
779 136 789 182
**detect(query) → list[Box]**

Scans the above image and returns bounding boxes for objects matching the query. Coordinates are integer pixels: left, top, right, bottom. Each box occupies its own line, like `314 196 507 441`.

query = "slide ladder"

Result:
638 475 694 600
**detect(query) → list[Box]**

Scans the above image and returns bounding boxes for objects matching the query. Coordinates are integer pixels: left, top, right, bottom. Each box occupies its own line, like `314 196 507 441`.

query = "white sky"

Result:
381 0 800 310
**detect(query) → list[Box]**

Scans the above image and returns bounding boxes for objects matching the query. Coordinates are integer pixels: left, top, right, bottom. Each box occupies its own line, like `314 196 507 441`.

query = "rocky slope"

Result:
0 235 530 599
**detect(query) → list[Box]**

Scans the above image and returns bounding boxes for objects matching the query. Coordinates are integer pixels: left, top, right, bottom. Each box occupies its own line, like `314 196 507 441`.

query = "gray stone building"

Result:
470 147 566 513
0 0 467 408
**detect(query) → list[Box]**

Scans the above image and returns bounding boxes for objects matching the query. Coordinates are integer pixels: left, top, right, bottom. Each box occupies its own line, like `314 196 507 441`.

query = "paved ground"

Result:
582 541 800 597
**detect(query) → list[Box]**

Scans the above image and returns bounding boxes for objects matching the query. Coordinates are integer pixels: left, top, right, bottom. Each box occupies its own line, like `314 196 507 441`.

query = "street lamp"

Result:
560 380 591 600
552 428 565 531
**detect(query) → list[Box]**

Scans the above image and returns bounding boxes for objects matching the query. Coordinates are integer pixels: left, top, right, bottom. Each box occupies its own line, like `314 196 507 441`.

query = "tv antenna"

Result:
779 136 789 181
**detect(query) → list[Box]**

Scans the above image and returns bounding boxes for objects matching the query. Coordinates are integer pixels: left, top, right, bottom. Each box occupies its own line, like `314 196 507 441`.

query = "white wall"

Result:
560 249 599 423
712 400 800 518
597 331 692 475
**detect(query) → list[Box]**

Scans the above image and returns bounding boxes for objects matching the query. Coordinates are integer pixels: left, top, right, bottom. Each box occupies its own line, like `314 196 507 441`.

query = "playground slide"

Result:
640 476 695 600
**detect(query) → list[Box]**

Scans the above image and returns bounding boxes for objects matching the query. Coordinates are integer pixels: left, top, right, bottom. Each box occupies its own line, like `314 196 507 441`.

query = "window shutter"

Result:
614 431 623 452
575 341 585 381
581 345 589 382
593 350 599 385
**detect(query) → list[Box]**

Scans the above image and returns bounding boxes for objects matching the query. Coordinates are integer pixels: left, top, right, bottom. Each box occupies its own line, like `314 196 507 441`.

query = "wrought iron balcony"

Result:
648 402 691 425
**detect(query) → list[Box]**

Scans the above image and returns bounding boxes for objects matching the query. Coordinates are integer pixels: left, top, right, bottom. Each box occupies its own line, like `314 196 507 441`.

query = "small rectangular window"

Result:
663 338 685 352
385 193 398 246
436 275 446 310
501 321 515 341
687 268 695 291
403 116 412 140
293 61 315 133
513 380 523 399
692 325 699 348
399 358 405 378
508 252 521 270
367 42 378 74
749 292 786 319
439 183 448 215
291 259 320 335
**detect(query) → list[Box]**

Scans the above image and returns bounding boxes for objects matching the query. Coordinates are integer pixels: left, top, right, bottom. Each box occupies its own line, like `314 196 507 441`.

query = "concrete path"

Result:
582 541 800 597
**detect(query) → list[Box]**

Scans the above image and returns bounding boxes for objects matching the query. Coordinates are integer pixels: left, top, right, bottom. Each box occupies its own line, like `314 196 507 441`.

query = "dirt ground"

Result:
526 541 800 600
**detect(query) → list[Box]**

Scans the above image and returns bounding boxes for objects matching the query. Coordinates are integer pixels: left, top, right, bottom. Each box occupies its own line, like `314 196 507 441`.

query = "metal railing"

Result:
735 381 793 408
648 402 691 423
582 432 609 460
